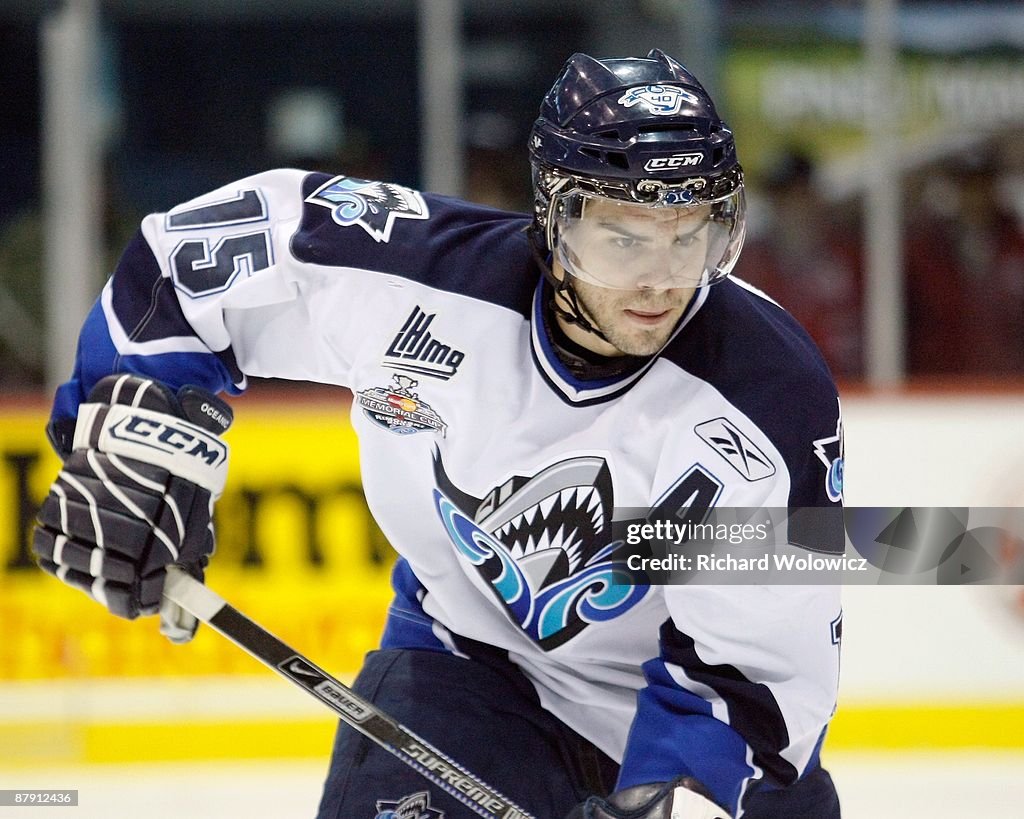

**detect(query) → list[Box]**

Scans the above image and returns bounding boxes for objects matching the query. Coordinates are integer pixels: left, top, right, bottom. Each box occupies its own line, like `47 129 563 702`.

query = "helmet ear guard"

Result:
526 221 610 343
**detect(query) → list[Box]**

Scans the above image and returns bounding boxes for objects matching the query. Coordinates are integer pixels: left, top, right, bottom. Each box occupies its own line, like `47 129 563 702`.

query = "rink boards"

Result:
1 389 1023 766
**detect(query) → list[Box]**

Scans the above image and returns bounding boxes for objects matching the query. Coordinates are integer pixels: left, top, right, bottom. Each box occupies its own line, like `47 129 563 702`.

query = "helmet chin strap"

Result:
551 277 609 343
527 225 611 344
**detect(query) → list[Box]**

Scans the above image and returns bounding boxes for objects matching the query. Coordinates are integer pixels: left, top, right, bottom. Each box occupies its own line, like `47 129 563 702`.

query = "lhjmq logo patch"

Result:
384 306 465 381
375 790 444 819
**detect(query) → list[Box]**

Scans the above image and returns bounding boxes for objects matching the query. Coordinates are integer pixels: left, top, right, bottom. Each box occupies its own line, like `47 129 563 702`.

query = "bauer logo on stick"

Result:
278 655 373 722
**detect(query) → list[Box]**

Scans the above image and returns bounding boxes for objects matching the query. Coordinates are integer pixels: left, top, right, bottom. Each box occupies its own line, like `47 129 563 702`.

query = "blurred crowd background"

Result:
2 0 1024 391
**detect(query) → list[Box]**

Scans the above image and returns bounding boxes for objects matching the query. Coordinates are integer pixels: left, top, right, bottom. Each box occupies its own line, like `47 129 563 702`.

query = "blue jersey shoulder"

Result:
670 277 835 393
665 278 841 509
291 173 538 318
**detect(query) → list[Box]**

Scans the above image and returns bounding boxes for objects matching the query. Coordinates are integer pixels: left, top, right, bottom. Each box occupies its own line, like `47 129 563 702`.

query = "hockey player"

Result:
32 50 844 818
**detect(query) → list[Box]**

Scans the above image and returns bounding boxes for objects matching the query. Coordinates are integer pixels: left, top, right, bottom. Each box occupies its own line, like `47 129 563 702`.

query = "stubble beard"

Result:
572 280 690 357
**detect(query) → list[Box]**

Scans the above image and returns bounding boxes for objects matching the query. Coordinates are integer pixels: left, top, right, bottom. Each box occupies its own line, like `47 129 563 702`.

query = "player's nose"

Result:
632 265 674 290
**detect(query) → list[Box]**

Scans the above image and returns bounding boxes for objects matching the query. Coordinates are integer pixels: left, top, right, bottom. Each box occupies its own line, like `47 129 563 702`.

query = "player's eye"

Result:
610 236 638 249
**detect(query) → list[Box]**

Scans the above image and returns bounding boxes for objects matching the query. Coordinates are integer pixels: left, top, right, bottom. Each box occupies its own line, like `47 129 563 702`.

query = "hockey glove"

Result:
33 374 232 643
565 778 731 819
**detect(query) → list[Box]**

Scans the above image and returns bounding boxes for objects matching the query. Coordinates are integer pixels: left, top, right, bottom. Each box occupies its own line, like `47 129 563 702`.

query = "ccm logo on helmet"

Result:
643 153 704 173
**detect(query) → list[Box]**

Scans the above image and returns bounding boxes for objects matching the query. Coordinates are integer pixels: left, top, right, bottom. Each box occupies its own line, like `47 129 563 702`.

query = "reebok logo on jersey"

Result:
383 306 465 380
695 418 776 482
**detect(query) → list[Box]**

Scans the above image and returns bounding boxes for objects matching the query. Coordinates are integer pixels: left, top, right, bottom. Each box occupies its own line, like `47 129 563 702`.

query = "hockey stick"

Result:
161 565 535 819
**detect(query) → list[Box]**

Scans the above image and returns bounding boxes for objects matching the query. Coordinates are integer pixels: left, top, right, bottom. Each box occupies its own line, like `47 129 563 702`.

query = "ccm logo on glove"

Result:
108 410 227 464
73 402 228 497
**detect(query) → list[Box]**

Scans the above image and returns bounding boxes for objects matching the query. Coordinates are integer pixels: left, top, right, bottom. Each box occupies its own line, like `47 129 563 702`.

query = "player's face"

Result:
552 197 702 356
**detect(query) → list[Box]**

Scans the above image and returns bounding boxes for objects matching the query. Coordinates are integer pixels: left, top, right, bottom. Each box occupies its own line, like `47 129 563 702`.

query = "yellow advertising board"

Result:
0 391 396 683
4 392 1022 764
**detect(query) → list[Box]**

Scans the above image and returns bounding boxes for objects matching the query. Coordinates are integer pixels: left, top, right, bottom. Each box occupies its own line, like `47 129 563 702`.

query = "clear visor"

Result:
552 188 745 290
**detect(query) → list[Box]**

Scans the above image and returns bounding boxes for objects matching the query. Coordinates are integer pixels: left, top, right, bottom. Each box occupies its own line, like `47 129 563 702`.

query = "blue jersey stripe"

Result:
662 619 797 784
48 296 239 449
380 558 448 653
618 654 754 814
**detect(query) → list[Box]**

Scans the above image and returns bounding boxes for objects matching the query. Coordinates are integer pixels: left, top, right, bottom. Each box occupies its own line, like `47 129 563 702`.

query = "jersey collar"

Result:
529 278 710 406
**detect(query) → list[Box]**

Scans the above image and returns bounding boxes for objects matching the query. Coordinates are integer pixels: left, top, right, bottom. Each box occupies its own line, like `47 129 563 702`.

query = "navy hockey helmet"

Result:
529 49 745 290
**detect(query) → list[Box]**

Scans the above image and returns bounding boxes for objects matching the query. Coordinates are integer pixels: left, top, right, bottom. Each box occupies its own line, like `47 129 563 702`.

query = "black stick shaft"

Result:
162 565 534 819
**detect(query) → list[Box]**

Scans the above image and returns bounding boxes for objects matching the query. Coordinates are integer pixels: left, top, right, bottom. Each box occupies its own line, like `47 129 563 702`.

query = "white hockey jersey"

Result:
51 169 845 816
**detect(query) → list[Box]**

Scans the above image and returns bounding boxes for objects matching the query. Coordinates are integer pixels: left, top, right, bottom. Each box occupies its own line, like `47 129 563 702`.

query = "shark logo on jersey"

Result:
357 375 447 436
432 454 648 650
384 306 465 380
813 413 844 503
306 175 429 243
617 84 700 116
694 418 776 482
374 791 444 819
